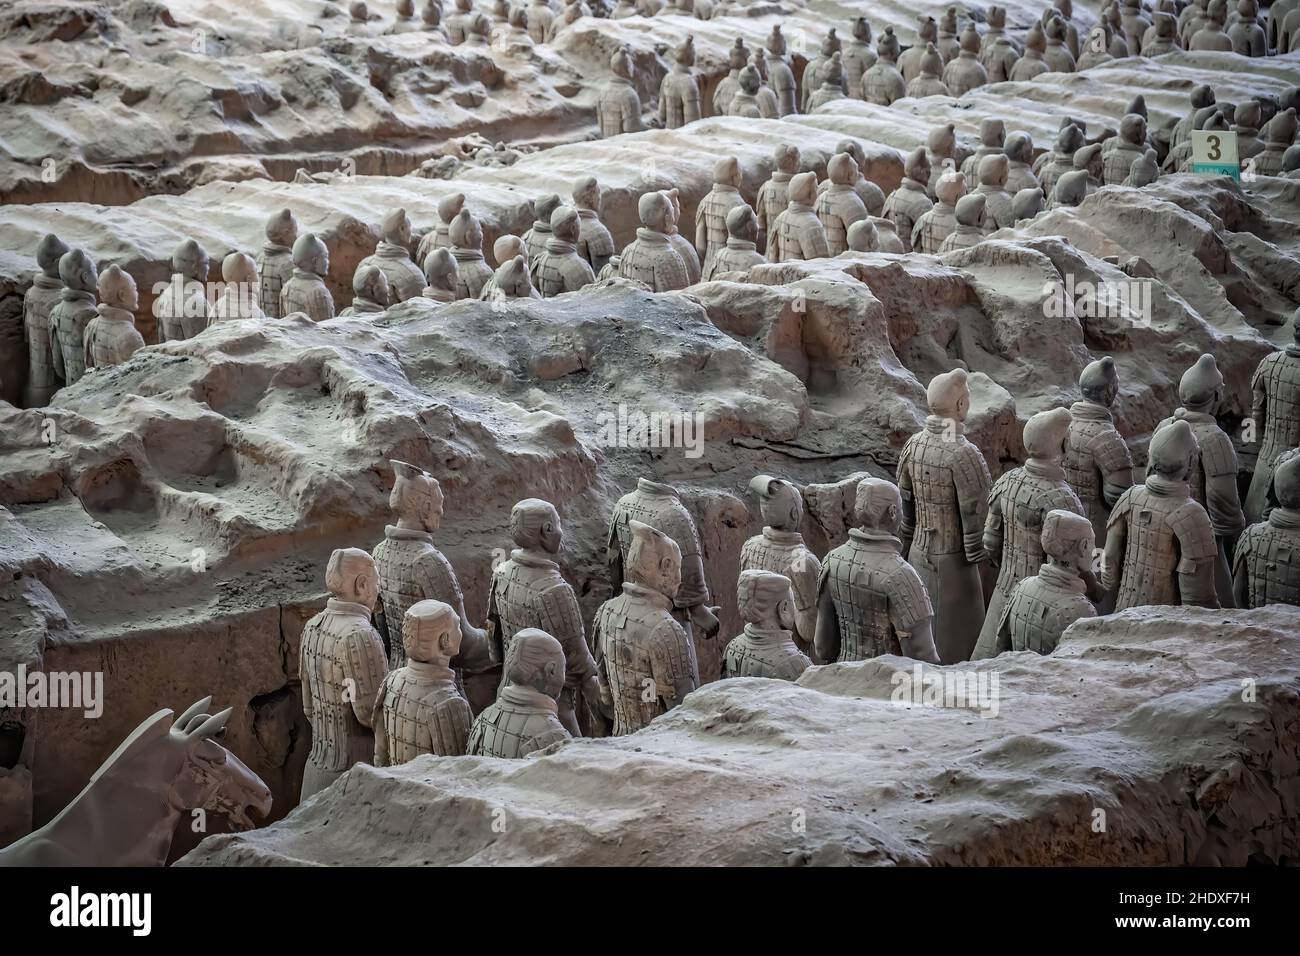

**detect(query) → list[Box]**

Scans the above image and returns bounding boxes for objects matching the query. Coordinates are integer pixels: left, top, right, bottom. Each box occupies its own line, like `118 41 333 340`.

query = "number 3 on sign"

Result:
1190 129 1240 183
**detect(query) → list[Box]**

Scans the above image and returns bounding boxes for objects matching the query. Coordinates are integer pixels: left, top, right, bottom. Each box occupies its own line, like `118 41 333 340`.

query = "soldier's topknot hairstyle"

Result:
510 498 559 549
737 570 794 623
505 628 565 687
325 547 375 597
854 476 902 529
1041 509 1094 563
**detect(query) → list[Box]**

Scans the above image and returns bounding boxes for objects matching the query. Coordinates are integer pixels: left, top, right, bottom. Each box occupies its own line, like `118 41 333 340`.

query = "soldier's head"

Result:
1190 84 1216 112
1054 0 1073 17
1234 100 1261 133
397 0 415 17
1041 509 1095 575
390 459 444 530
877 25 899 60
438 192 466 226
960 23 980 55
1023 406 1073 462
353 264 390 306
1120 113 1147 147
822 51 844 88
774 143 801 175
423 0 441 26
979 119 1006 151
423 247 458 293
1285 144 1300 176
1013 187 1043 222
749 474 803 531
350 1 369 23
173 238 210 283
1004 131 1033 165
1025 20 1046 53
36 233 70 280
59 249 98 295
496 255 534 298
714 156 742 189
1054 169 1089 207
1275 453 1300 510
572 176 601 213
1057 122 1085 156
979 153 1010 189
728 36 750 71
1045 15 1067 43
510 497 562 553
402 599 461 665
927 367 971 420
854 476 903 535
788 171 818 206
1148 419 1199 481
382 208 412 247
292 233 329 276
265 208 300 247
449 209 483 251
222 251 258 287
904 146 931 185
98 264 138 311
767 24 786 56
551 206 580 244
455 0 471 11
1178 353 1223 412
988 5 1006 29
1207 0 1227 24
846 218 879 252
508 4 526 28
738 63 761 96
820 28 840 57
1266 108 1298 149
955 193 986 229
836 140 866 173
505 628 566 699
325 547 380 610
1074 143 1103 181
638 191 673 232
939 5 958 32
853 16 871 43
737 570 796 631
934 169 967 206
828 152 857 187
726 203 759 243
625 519 682 599
1079 355 1120 406
918 42 943 78
675 34 695 67
533 194 563 228
610 46 635 81
917 15 937 43
1128 149 1158 187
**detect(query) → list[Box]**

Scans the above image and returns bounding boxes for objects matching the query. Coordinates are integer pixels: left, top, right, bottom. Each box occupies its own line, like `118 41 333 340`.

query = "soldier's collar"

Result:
352 298 385 313
545 237 579 255
500 684 559 714
849 528 901 550
1070 400 1113 422
423 287 456 303
452 248 485 262
742 623 795 645
636 477 678 497
1024 458 1066 480
769 171 792 183
711 184 741 195
33 273 62 289
924 414 963 435
785 201 815 213
576 208 599 219
510 548 559 569
1269 507 1300 530
325 598 374 619
1285 344 1300 358
97 304 136 323
262 242 292 256
1173 407 1215 424
385 524 435 543
374 241 413 260
727 238 757 251
622 581 675 609
291 268 324 282
61 288 95 303
1145 474 1190 497
1038 561 1087 592
762 527 803 545
404 659 457 682
634 228 672 245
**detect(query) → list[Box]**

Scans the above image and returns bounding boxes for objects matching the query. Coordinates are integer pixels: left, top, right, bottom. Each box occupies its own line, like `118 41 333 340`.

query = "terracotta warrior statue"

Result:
1010 21 1050 81
936 4 961 61
816 152 869 256
659 35 701 129
972 407 1085 660
1253 108 1298 177
487 498 601 736
598 47 642 138
1189 0 1234 50
937 193 987 252
373 599 473 765
767 171 830 262
739 475 820 657
695 156 747 275
84 265 145 371
723 571 811 680
468 628 572 757
1076 140 1105 192
280 233 335 322
764 25 797 116
209 252 264 323
1234 453 1300 608
1143 9 1181 54
845 218 879 252
449 209 494 299
899 16 937 84
355 208 424 302
618 191 691 291
1013 187 1045 224
422 248 459 303
882 147 933 253
156 239 211 341
1065 356 1134 556
842 17 876 96
1043 15 1077 71
943 24 988 96
727 62 774 118
661 188 701 283
994 509 1097 655
1102 114 1149 186
48 248 99 388
416 192 465 266
701 203 766 280
446 0 473 42
1156 354 1244 606
911 169 965 255
1003 132 1040 196
974 154 1015 231
532 206 596 297
1102 419 1219 611
299 547 389 800
1246 309 1300 523
821 140 885 215
712 37 750 115
23 233 68 406
337 265 390 317
802 29 843 111
1039 123 1085 199
595 519 699 735
522 194 562 266
923 123 958 196
571 177 616 274
861 26 905 106
897 368 991 663
905 43 950 99
981 9 1020 82
487 255 542 300
756 144 800 245
815 477 940 664
371 460 490 676
807 52 847 111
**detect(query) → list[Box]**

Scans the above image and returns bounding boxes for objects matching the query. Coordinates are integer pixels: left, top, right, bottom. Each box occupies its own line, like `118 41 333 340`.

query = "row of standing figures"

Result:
294 336 1300 801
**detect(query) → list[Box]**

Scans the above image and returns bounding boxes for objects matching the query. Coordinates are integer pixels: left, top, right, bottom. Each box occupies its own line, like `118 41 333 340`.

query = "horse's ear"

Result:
172 697 213 730
186 707 233 740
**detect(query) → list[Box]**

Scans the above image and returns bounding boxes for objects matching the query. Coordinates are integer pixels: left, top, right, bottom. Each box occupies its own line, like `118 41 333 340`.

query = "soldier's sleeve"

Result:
543 582 596 686
766 213 783 261
372 675 393 767
1250 355 1268 432
1101 487 1132 592
592 223 616 259
522 721 570 756
1199 429 1245 536
813 557 840 664
887 561 934 637
81 319 96 372
1090 429 1135 507
465 713 486 756
418 550 474 642
299 627 313 720
1171 502 1220 608
486 568 504 666
909 213 926 252
955 443 993 563
683 79 701 124
695 202 709 260
897 437 917 542
48 314 65 381
432 696 473 756
651 620 698 710
606 503 625 592
994 590 1016 655
1231 528 1254 608
668 504 711 609
983 475 1008 567
756 184 771 233
621 89 642 134
790 548 821 641
803 223 831 260
343 627 389 728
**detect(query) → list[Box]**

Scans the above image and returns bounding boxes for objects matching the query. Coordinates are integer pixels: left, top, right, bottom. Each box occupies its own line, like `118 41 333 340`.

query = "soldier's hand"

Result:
689 603 721 639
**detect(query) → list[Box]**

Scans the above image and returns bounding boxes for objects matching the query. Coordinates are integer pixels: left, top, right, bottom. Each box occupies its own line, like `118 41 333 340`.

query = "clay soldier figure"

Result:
844 218 880 253
1234 454 1300 608
355 208 424 302
1172 86 1216 153
662 188 701 284
1102 419 1218 610
1245 314 1300 523
468 629 571 757
823 139 885 214
936 5 961 61
659 35 701 130
527 0 555 43
815 476 941 664
299 548 389 800
906 43 950 99
1074 142 1105 193
446 0 474 43
938 194 988 252
702 204 766 280
960 119 1005 180
980 5 1016 62
723 571 811 680
1065 356 1133 558
801 29 843 112
764 25 797 116
981 10 1020 82
489 255 542 300
899 16 938 85
1013 187 1044 224
532 207 595 297
841 18 875 97
1254 108 1299 182
1102 114 1148 186
416 193 465 267
712 37 750 116
861 26 905 106
209 252 264 323
1009 21 1050 82
423 248 459 303
882 148 934 254
994 509 1097 655
1124 149 1159 187
767 172 830 262
523 194 562 266
338 265 390 317
598 47 642 137
740 475 821 657
816 152 869 256
618 191 691 291
1143 10 1181 54
1156 354 1245 606
973 154 1015 231
911 170 965 255
23 233 68 407
448 209 494 300
695 156 747 275
807 52 847 111
944 24 987 96
594 520 698 735
1049 170 1086 209
897 368 992 663
749 55 782 118
1043 15 1077 71
1002 132 1039 196
727 64 774 118
280 234 335 322
756 144 800 245
48 249 99 388
422 0 446 34
83 265 146 372
258 211 298 320
924 124 958 197
156 239 211 341
572 177 616 274
1229 0 1266 56
1039 124 1085 199
1190 0 1234 50
1233 101 1264 160
972 407 1085 660
373 600 473 765
487 498 600 735
371 460 490 673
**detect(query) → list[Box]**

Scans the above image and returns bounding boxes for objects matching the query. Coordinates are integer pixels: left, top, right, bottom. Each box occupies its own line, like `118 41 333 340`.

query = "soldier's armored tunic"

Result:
723 625 810 680
911 171 965 255
899 16 937 84
695 157 747 275
1009 23 1050 81
619 193 690 291
1065 392 1133 544
702 205 765 281
1245 334 1300 523
937 194 987 253
468 684 570 757
806 52 847 111
996 562 1096 654
156 239 211 342
280 234 335 322
1233 455 1300 608
816 153 869 256
861 27 905 106
416 193 465 268
883 150 934 254
373 661 471 764
659 37 701 129
801 30 843 112
943 25 988 97
1043 16 1077 71
48 250 99 388
1038 124 1085 200
767 172 830 263
974 154 1015 231
1252 109 1297 178
531 207 596 297
905 43 950 99
1102 114 1149 186
84 304 145 371
712 38 750 115
448 210 494 300
574 196 616 275
598 48 642 137
23 234 68 407
522 195 562 267
354 209 425 302
739 529 820 658
299 597 388 799
608 479 711 622
756 146 799 242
